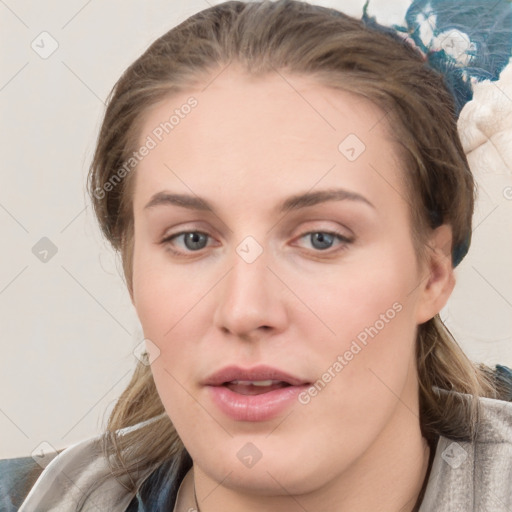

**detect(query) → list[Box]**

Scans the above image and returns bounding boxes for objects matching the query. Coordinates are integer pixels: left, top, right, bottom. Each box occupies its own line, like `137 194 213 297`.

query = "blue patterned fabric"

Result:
362 0 512 267
496 364 512 401
0 456 45 512
364 0 512 116
125 452 192 512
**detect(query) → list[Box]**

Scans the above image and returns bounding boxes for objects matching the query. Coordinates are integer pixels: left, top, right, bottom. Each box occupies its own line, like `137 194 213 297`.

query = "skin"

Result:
130 65 455 512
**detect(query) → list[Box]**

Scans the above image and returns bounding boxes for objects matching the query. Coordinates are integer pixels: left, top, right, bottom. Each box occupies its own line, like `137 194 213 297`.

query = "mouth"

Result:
221 380 293 395
202 364 310 389
203 365 312 421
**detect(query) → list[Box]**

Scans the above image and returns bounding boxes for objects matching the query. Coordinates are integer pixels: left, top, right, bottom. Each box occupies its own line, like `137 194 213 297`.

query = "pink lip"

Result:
203 365 310 422
207 384 309 421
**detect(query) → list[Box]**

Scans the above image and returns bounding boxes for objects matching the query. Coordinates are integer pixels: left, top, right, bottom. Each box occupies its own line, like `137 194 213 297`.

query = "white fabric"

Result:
458 58 512 169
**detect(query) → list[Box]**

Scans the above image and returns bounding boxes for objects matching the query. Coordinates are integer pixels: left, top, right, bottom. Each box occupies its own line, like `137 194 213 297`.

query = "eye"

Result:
296 230 352 252
161 231 212 253
160 229 352 257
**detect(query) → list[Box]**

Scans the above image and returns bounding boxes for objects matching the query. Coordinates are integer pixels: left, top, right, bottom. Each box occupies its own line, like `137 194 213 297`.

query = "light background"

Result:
1 0 511 459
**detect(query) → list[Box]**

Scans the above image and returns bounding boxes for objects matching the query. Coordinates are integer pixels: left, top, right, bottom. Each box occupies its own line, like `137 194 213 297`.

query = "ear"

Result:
415 224 456 325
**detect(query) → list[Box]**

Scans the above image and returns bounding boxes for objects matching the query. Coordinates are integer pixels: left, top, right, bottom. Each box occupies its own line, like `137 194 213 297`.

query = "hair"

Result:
84 0 510 507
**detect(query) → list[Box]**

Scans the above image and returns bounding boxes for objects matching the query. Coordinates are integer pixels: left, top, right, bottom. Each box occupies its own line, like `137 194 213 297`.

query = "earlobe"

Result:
415 224 456 325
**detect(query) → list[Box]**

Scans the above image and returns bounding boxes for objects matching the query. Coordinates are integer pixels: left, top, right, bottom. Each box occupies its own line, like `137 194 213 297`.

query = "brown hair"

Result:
85 0 508 505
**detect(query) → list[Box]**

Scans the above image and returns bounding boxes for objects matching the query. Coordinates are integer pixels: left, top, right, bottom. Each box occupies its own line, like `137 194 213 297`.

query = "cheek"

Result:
133 253 207 424
132 242 198 339
301 252 416 340
288 266 419 458
132 243 212 404
297 250 419 396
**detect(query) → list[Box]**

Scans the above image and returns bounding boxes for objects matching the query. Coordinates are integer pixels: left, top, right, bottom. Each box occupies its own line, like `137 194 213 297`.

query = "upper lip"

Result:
202 365 310 386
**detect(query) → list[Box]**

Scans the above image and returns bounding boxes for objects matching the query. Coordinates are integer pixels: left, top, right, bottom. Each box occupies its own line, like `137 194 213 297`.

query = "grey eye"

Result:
309 232 335 250
182 232 209 251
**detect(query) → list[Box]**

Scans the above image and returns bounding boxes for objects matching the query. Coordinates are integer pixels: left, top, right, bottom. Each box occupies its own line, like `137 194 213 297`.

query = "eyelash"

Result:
160 229 353 257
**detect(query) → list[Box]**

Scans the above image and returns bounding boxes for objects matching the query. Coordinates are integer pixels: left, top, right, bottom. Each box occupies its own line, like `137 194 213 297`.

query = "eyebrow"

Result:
144 188 375 214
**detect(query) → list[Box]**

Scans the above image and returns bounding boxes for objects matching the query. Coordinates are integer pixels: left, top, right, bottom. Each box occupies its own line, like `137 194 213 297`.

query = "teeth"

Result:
231 379 278 386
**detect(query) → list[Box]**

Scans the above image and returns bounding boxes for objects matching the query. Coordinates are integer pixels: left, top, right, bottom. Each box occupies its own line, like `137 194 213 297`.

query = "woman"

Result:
3 1 512 511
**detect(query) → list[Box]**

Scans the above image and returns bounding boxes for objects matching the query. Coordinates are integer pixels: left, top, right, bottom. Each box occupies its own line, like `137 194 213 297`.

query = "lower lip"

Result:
206 384 309 422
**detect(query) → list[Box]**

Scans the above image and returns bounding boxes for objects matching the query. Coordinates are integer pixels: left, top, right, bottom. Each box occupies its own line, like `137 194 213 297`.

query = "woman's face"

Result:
130 67 447 495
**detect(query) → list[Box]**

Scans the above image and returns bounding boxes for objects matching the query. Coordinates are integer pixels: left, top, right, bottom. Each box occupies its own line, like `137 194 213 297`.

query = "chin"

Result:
217 466 313 496
197 447 334 497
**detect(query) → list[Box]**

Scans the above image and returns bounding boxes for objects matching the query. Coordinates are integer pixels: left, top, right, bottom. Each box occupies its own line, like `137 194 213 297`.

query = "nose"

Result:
212 242 288 341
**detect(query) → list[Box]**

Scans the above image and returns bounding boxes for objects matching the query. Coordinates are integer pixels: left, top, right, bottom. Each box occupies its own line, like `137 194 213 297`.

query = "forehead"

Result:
138 65 393 148
132 66 405 213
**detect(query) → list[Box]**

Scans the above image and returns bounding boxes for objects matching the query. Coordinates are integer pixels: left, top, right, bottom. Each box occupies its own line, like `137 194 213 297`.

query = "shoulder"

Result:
0 455 48 511
420 390 512 511
478 391 512 441
10 416 179 512
478 364 512 444
12 432 136 512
